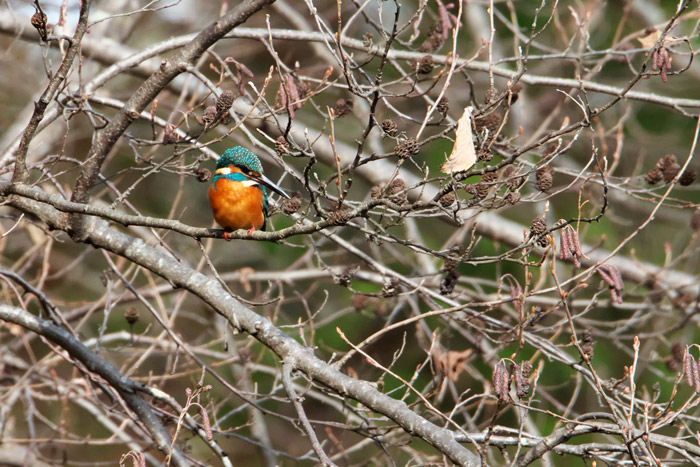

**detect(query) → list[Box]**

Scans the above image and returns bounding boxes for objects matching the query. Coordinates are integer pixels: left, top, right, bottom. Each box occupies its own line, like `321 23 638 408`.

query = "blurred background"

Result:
1 0 699 465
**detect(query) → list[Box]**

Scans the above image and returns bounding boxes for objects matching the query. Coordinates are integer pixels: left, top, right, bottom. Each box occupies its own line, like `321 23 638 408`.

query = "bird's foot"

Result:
247 226 257 236
223 231 232 241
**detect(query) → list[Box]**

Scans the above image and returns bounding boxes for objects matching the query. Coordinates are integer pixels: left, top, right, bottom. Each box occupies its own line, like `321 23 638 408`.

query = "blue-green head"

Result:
216 146 264 174
214 146 290 200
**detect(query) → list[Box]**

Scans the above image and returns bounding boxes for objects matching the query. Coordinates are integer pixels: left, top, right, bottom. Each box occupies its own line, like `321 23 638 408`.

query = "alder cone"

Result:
439 191 456 207
381 119 398 136
663 162 680 184
680 168 696 186
395 138 419 159
275 136 290 156
536 166 553 192
216 90 234 116
417 55 434 74
645 168 662 184
475 112 502 136
530 214 547 235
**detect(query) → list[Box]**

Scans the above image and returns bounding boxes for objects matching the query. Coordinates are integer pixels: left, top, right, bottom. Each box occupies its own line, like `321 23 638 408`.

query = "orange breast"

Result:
208 178 265 231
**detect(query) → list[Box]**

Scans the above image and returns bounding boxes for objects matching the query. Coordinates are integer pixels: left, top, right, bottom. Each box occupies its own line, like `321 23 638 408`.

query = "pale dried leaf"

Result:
444 348 473 381
638 29 660 49
441 107 476 174
431 346 473 381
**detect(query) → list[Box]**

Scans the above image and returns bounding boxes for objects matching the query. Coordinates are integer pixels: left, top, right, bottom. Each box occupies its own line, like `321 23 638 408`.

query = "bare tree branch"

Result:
0 304 189 466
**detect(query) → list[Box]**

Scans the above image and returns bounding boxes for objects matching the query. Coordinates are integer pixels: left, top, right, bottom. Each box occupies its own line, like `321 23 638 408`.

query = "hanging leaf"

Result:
637 29 660 49
441 107 476 174
431 347 473 381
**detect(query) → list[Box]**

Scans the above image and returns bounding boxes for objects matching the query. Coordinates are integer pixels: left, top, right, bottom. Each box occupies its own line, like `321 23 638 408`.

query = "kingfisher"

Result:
208 146 290 240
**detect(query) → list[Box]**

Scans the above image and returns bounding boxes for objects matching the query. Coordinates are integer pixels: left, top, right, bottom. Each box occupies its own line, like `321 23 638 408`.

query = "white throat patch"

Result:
215 167 259 187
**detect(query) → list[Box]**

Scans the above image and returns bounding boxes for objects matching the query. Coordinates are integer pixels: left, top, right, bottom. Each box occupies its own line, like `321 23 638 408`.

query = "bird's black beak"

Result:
250 173 291 199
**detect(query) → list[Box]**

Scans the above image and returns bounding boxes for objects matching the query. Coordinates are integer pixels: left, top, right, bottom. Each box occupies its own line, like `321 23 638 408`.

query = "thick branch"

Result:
68 0 275 238
0 304 189 467
2 176 695 293
6 186 482 467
